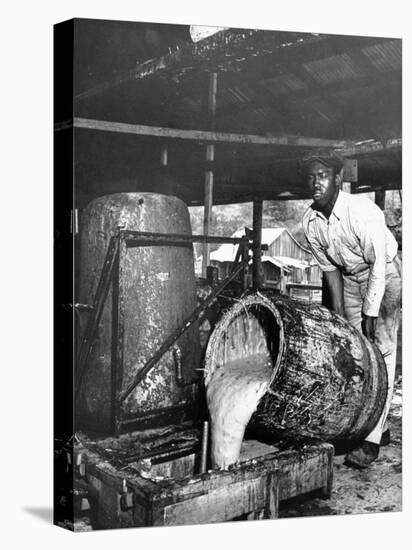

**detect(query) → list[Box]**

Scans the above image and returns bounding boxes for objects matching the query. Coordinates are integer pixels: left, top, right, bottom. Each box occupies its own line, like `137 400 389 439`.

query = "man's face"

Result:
305 161 339 207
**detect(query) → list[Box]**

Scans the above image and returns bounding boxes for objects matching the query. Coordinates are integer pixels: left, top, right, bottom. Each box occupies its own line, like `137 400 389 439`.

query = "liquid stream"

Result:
206 353 273 469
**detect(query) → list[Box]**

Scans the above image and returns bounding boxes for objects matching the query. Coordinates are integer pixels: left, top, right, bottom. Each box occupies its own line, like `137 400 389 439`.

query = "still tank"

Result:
77 193 200 433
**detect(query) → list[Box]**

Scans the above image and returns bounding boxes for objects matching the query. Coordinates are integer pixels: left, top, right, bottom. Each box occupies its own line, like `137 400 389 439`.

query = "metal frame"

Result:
76 228 255 434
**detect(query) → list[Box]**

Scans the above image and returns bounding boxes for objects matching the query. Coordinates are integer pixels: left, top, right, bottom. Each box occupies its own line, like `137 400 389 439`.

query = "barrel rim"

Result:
203 291 285 388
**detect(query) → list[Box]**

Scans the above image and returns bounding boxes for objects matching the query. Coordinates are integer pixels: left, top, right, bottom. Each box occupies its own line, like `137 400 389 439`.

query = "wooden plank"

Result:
338 138 402 157
351 180 401 193
160 476 269 525
287 283 322 291
276 448 333 501
78 439 331 528
57 117 354 149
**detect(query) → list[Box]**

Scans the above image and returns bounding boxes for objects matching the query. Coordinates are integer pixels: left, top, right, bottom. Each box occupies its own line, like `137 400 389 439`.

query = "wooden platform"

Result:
74 428 333 529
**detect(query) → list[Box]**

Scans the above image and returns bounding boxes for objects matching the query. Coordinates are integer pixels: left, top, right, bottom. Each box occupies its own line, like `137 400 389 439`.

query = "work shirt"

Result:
302 190 398 317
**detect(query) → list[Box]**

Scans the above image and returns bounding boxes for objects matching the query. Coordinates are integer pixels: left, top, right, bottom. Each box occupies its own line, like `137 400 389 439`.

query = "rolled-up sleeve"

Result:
351 205 387 317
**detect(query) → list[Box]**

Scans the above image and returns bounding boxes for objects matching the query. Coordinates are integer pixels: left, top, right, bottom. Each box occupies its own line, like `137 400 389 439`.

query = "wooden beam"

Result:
252 200 264 289
351 180 401 193
375 189 386 210
56 117 355 149
202 72 218 278
338 138 402 157
202 166 214 277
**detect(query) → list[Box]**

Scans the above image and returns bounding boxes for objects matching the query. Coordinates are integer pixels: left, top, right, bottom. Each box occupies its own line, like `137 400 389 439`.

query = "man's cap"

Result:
300 150 344 172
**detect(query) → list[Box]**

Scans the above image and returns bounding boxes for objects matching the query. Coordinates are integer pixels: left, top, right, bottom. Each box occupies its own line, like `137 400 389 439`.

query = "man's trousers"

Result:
343 256 402 445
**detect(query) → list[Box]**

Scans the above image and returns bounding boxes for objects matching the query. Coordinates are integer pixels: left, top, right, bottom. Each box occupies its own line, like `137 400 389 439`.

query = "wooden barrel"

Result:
78 193 200 433
204 291 387 443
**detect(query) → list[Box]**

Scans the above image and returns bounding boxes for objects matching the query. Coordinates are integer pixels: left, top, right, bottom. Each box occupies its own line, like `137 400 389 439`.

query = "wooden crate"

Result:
239 440 334 502
79 449 278 528
76 435 333 529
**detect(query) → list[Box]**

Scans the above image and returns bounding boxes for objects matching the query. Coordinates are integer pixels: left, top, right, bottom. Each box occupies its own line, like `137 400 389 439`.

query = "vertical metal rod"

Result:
202 72 218 278
252 199 263 289
75 235 119 400
200 420 209 474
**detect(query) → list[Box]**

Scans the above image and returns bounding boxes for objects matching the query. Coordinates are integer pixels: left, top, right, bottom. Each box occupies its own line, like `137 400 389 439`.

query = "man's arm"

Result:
361 315 377 343
323 269 345 317
350 201 389 342
324 269 376 340
302 215 345 317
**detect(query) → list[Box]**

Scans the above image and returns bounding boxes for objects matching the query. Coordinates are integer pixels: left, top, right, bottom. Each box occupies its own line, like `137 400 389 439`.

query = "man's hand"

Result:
361 314 377 343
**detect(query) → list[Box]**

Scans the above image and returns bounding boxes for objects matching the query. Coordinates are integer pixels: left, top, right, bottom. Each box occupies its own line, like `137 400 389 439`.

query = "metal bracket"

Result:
119 480 136 512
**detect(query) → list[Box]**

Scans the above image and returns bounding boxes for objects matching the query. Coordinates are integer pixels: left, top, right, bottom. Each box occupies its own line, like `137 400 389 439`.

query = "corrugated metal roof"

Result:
260 73 308 95
303 53 364 85
72 24 402 206
227 86 250 103
362 40 401 72
275 256 310 269
261 256 291 271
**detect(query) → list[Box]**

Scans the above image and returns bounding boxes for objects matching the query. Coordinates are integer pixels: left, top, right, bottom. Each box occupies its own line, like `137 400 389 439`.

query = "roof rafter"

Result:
56 117 354 149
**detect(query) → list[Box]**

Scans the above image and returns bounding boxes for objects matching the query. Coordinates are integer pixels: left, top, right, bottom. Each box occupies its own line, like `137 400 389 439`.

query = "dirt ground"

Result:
279 373 402 518
70 373 402 530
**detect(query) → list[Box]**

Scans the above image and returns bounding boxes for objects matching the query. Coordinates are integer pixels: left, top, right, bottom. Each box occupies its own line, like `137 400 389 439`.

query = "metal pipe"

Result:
123 229 252 246
200 421 209 474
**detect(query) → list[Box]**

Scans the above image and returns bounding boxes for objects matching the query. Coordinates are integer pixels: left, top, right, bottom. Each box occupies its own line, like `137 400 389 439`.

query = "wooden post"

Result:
375 189 386 210
252 199 263 289
202 72 218 278
241 243 249 291
202 164 213 277
280 270 287 295
160 144 168 166
206 265 219 286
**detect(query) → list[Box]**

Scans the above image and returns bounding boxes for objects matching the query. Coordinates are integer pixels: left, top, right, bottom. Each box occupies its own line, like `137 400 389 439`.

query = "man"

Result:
301 151 401 468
